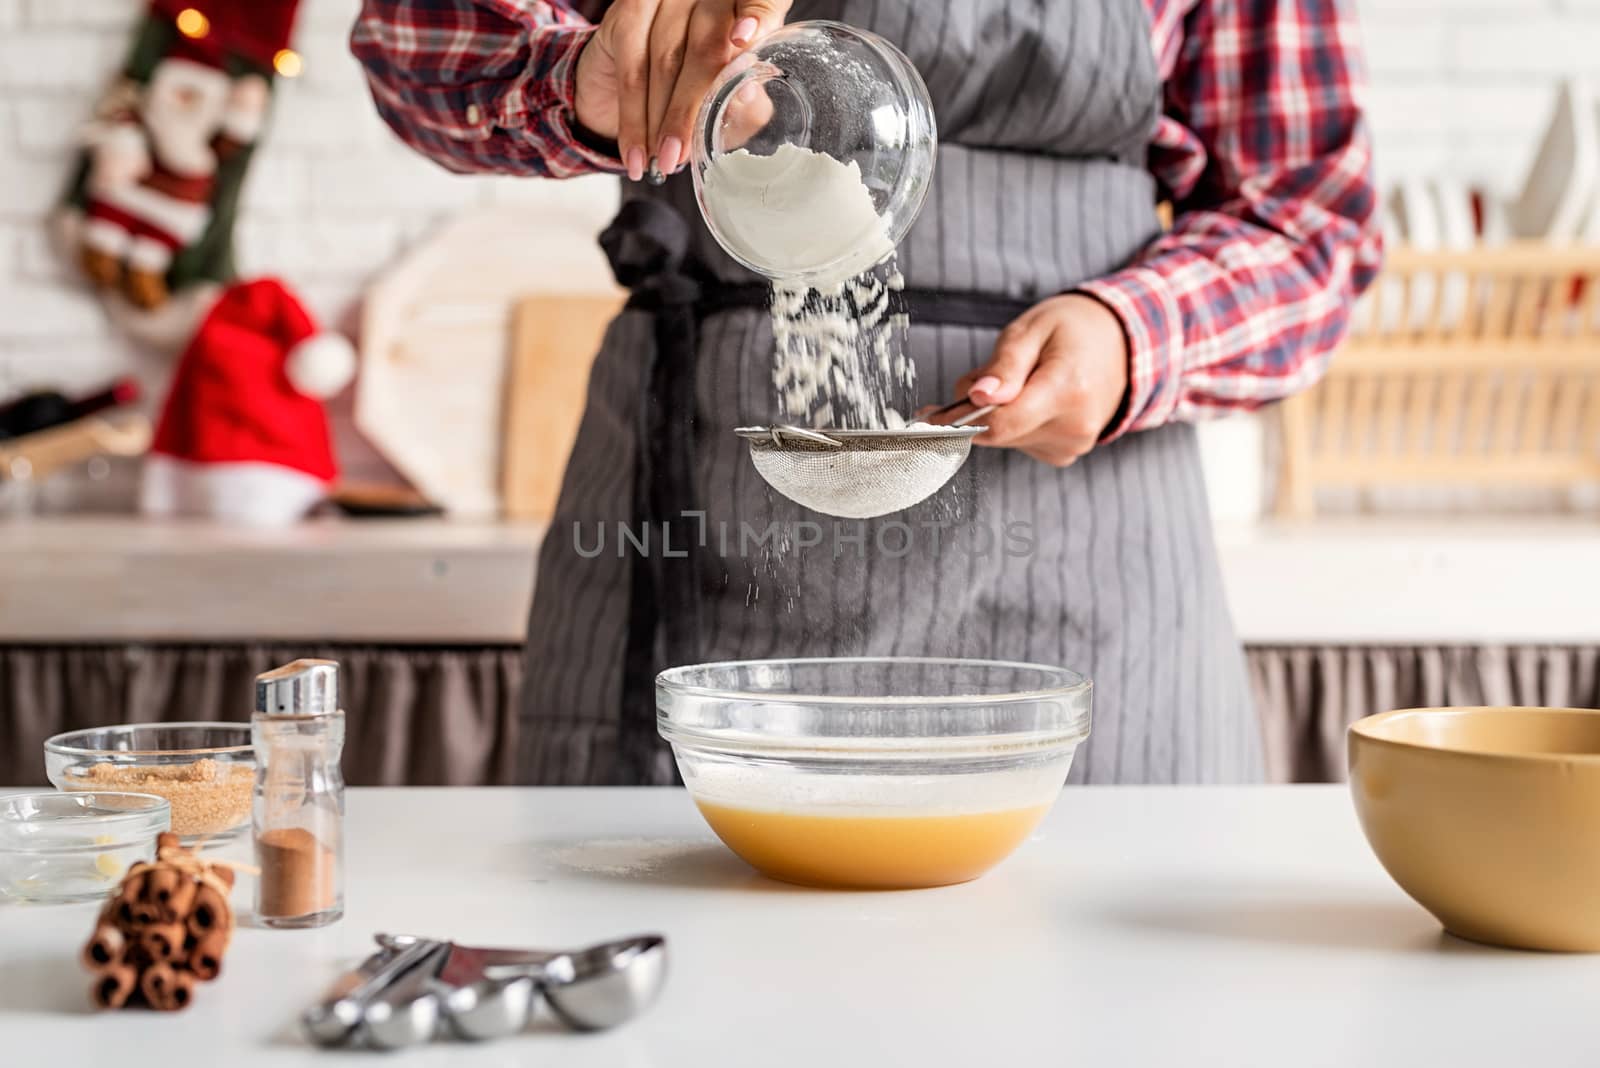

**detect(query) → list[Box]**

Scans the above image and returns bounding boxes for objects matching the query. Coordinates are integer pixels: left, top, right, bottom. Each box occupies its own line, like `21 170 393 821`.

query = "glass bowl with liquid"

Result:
657 657 1091 889
690 20 937 283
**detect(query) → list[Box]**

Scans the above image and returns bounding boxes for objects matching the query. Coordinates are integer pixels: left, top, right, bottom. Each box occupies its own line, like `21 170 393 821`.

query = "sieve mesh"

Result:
738 427 981 519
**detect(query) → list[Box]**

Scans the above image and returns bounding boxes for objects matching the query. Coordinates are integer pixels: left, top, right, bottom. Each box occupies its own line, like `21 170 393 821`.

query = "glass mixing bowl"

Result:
0 792 170 904
657 657 1090 889
45 723 255 846
690 20 937 282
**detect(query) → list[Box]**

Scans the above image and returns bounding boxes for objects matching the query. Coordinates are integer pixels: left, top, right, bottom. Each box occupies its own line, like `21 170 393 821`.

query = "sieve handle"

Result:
767 426 843 447
927 396 997 427
950 404 997 427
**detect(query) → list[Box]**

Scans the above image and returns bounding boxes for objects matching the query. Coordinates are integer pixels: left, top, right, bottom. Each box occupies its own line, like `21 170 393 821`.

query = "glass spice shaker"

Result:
252 659 345 928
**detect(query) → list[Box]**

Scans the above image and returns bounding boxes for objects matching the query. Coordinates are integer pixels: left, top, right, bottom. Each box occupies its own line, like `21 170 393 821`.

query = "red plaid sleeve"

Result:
350 0 622 178
1081 0 1382 438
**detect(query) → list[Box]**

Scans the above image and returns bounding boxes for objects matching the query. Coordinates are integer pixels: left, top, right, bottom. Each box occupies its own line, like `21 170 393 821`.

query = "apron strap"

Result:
899 288 1032 328
599 201 705 758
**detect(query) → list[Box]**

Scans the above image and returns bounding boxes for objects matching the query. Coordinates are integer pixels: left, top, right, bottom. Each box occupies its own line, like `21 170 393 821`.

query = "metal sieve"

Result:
735 403 993 519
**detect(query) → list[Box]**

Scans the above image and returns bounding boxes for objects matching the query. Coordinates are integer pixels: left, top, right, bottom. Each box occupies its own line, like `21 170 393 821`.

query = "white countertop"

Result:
3 786 1598 1066
1 515 1597 644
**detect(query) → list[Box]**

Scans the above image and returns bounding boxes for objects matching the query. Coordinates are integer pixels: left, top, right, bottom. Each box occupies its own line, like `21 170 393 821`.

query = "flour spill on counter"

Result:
546 838 712 877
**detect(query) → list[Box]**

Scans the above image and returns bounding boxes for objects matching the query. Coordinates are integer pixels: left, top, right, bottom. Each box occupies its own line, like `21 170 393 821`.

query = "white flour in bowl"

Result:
701 143 892 284
701 144 915 428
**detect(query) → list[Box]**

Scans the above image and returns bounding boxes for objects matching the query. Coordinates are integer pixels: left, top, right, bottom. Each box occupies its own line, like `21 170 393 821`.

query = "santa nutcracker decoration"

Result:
56 0 359 526
65 0 303 310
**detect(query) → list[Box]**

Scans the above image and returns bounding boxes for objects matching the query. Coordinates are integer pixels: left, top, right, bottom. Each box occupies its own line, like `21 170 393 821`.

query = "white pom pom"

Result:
286 333 357 399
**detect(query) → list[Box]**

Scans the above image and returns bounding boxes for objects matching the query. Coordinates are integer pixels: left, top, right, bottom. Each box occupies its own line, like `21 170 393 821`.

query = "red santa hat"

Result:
142 277 356 526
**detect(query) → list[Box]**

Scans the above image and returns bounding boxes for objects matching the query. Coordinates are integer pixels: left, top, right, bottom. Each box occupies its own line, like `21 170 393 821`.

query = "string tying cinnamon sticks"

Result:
82 832 237 1011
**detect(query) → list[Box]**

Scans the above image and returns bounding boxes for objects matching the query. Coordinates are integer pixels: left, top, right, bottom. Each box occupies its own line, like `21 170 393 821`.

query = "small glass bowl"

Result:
0 792 170 904
691 20 937 282
45 723 255 846
657 658 1091 889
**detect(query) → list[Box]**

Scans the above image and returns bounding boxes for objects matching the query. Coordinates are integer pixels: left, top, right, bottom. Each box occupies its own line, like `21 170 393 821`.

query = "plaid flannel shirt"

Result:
351 0 1381 437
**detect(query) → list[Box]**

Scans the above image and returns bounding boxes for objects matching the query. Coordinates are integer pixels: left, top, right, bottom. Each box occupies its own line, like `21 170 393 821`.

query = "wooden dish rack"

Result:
1276 243 1600 516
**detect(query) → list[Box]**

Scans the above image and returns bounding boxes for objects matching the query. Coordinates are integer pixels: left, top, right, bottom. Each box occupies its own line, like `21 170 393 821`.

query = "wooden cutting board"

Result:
355 195 622 518
501 293 627 521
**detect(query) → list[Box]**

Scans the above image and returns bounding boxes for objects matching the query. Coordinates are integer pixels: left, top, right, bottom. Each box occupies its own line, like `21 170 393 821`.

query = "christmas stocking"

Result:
63 0 304 310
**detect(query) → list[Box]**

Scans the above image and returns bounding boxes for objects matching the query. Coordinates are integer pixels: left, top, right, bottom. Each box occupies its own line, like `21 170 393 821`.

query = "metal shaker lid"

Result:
255 659 340 717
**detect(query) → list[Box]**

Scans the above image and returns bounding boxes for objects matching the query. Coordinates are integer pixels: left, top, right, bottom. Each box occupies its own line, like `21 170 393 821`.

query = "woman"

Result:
353 0 1380 786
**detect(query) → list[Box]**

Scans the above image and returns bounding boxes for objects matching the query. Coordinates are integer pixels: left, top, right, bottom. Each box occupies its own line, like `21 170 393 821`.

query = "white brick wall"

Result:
0 0 1596 408
1356 0 1600 194
0 32 126 90
26 0 142 30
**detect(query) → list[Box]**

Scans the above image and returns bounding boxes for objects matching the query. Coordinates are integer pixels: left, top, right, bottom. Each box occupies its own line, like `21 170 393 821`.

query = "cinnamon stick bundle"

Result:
187 928 229 981
81 832 236 1012
140 962 194 1012
187 882 231 939
81 923 125 971
139 922 187 963
92 961 138 1010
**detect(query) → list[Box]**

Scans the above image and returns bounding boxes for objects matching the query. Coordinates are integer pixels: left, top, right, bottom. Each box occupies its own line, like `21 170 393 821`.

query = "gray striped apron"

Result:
520 0 1265 786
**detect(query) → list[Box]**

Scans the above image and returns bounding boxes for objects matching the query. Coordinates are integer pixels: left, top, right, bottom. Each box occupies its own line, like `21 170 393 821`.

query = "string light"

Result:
272 48 303 78
175 7 209 38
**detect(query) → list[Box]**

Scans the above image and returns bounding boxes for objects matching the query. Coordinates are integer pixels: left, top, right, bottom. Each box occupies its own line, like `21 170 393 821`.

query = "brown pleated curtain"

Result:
3 644 1597 787
1249 644 1600 782
0 645 523 787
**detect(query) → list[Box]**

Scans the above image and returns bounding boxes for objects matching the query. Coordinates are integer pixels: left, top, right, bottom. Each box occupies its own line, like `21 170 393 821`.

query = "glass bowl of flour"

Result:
691 20 937 283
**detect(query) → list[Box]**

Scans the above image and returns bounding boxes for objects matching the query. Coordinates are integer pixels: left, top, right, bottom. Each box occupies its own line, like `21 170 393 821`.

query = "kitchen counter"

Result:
0 517 542 643
2 515 1599 644
1210 515 1600 644
3 786 1597 1066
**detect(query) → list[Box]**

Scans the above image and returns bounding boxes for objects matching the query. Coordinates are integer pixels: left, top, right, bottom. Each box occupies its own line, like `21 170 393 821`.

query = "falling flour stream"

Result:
701 143 915 428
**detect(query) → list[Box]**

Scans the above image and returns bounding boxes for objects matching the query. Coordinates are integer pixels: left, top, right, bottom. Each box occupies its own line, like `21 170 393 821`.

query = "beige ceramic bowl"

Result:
1349 706 1600 952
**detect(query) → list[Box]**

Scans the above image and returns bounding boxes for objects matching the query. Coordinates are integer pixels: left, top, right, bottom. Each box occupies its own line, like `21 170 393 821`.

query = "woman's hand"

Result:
932 295 1131 468
575 0 790 182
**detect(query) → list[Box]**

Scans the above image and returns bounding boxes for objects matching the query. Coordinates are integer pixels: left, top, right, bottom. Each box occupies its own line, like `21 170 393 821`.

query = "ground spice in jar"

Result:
70 759 254 836
255 827 337 919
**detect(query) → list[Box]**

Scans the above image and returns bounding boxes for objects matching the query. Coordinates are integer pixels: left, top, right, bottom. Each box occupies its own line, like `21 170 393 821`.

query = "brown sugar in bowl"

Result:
45 723 254 845
1349 706 1600 952
65 759 253 838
